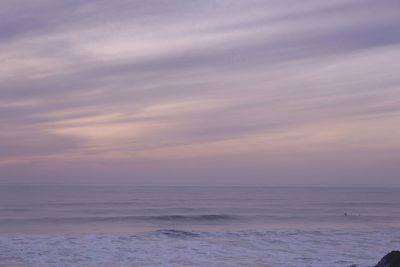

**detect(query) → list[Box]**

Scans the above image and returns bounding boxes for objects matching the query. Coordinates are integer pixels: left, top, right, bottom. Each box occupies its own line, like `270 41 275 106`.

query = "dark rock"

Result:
375 251 400 267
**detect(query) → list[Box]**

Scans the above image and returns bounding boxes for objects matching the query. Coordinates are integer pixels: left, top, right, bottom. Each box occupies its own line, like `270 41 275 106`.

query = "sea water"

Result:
0 186 399 266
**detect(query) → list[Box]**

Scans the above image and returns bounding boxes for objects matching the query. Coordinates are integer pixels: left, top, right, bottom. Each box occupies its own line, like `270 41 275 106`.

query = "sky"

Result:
0 0 399 186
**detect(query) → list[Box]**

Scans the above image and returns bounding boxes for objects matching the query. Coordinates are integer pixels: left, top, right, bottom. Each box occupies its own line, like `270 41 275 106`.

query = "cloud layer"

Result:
1 0 399 185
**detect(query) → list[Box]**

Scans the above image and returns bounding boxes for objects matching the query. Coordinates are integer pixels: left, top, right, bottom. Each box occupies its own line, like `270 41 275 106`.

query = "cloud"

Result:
0 0 399 184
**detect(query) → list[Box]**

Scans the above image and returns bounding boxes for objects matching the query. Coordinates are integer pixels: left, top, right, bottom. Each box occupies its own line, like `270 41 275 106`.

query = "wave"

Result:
319 202 400 207
21 201 143 207
0 214 237 224
2 213 400 225
152 214 234 221
156 229 201 237
2 228 399 267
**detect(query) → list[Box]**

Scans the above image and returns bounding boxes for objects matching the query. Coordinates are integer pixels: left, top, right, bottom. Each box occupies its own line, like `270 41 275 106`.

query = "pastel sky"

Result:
1 0 399 186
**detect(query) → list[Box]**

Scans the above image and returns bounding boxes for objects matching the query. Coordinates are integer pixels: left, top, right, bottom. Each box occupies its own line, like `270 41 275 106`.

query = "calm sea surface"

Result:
0 186 399 266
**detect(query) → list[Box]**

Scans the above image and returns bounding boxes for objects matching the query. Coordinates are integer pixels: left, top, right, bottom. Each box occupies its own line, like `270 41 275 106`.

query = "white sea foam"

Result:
1 228 399 267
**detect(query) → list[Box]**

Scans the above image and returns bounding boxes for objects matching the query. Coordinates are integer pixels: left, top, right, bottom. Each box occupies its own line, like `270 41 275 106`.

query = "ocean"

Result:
0 186 399 266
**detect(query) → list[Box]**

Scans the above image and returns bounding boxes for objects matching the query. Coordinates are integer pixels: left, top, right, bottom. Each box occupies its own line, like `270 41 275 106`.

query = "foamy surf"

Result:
1 228 399 267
